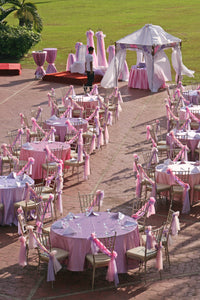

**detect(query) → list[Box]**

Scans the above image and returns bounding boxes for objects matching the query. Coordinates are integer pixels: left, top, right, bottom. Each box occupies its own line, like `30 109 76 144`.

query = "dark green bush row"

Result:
0 23 41 59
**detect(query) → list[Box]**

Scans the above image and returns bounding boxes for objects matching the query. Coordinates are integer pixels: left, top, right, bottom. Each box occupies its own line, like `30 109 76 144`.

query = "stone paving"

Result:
0 70 200 299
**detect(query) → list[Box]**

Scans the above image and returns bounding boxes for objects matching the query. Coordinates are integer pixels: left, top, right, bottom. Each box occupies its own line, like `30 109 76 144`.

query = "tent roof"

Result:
116 24 181 47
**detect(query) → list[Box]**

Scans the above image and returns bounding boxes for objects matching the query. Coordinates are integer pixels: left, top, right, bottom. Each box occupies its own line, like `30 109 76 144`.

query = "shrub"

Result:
0 23 41 59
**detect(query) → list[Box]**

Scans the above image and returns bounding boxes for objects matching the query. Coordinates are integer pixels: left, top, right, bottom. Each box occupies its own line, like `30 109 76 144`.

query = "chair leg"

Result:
92 265 96 289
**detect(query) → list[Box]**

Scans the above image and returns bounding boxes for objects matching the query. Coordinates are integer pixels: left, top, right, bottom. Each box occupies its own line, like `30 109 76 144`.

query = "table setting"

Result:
50 211 139 273
0 172 34 225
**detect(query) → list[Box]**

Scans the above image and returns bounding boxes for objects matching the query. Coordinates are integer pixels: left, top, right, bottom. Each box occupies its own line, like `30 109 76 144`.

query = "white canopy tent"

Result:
101 24 194 92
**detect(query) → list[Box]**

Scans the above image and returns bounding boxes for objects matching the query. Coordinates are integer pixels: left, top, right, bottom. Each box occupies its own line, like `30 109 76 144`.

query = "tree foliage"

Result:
0 23 41 58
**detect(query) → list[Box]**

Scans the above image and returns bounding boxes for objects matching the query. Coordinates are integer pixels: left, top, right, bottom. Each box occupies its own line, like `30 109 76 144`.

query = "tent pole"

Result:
151 45 155 92
114 42 118 88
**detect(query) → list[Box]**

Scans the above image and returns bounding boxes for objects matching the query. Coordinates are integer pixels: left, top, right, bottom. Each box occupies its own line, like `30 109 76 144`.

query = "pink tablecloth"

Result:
19 141 70 179
156 161 200 205
167 129 200 160
182 90 200 105
44 117 88 142
179 105 200 121
128 66 149 90
69 95 99 111
0 173 34 225
50 212 140 273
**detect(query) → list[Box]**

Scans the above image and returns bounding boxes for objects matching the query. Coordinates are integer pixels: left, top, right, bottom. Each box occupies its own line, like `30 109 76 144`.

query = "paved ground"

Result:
0 69 200 299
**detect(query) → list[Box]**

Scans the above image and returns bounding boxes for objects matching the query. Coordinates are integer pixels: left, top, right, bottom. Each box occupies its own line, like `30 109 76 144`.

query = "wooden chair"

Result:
36 198 56 233
17 210 30 261
14 184 41 222
64 158 85 182
162 207 174 267
171 170 190 202
126 225 164 280
78 191 100 213
41 147 63 179
85 232 117 289
35 231 68 283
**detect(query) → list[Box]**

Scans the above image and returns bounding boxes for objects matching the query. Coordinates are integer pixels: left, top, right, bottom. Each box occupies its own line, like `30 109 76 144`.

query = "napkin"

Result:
22 142 33 150
65 212 78 220
85 209 99 217
62 226 76 235
164 159 173 165
192 166 200 174
51 220 63 229
48 115 58 121
7 172 16 179
118 212 125 220
124 220 137 227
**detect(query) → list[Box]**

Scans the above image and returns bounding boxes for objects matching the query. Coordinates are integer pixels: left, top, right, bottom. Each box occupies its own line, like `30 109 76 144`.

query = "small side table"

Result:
32 51 47 79
43 48 57 74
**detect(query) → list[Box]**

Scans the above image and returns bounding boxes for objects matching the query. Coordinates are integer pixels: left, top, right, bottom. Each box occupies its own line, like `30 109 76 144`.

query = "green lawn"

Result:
4 0 200 85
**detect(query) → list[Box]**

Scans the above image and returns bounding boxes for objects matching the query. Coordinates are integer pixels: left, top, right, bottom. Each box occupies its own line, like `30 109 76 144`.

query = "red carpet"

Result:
0 63 21 76
42 71 103 86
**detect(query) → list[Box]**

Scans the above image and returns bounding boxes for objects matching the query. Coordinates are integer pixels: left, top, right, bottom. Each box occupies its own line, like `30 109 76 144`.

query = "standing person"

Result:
84 46 94 93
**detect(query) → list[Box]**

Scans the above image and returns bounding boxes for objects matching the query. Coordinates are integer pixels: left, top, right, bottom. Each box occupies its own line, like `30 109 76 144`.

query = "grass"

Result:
3 0 200 85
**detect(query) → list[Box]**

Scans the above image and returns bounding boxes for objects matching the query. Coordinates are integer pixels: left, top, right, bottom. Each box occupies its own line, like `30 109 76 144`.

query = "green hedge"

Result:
0 24 41 59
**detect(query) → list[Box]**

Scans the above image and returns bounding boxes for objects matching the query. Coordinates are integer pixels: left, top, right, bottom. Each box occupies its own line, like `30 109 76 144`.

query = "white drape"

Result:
101 49 126 88
172 46 194 80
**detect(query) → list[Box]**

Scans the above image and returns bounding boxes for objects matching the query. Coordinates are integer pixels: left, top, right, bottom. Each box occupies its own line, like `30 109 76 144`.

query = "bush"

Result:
0 23 41 59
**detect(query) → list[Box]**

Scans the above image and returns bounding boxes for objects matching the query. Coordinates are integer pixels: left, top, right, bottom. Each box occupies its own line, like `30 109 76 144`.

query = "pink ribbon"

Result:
84 152 90 180
88 190 104 210
18 236 27 267
155 242 163 271
17 157 35 176
171 211 180 235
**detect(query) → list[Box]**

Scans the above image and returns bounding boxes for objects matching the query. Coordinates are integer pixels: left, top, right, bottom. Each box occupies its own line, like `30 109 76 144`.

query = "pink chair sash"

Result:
166 168 190 214
18 236 27 267
90 233 119 286
171 211 180 235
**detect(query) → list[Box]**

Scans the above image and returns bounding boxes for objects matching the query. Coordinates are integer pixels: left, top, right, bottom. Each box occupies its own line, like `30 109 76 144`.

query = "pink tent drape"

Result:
86 30 98 68
66 53 76 71
107 45 115 65
95 31 108 67
75 42 83 61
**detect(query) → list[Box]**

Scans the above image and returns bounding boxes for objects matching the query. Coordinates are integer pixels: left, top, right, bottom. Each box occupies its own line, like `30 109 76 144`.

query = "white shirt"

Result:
85 54 93 72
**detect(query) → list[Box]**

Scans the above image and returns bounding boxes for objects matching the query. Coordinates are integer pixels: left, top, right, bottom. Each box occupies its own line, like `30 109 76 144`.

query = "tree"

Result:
0 0 43 32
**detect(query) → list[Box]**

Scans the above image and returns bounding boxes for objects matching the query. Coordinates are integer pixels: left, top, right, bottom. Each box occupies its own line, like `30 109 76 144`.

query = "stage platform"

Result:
0 63 21 76
42 71 103 86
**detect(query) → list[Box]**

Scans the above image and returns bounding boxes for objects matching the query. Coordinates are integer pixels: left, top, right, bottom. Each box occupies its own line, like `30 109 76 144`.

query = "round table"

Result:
44 117 88 142
156 160 200 205
43 48 57 74
182 90 200 105
69 95 99 111
167 129 200 160
128 65 149 90
19 141 70 179
32 51 47 79
179 105 200 121
0 173 34 225
50 212 140 273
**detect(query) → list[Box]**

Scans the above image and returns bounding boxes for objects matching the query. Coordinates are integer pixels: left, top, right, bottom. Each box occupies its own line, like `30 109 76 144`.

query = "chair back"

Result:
173 169 190 184
36 231 51 251
132 197 148 231
36 198 55 225
145 225 164 255
78 191 100 213
17 211 27 236
100 232 117 253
